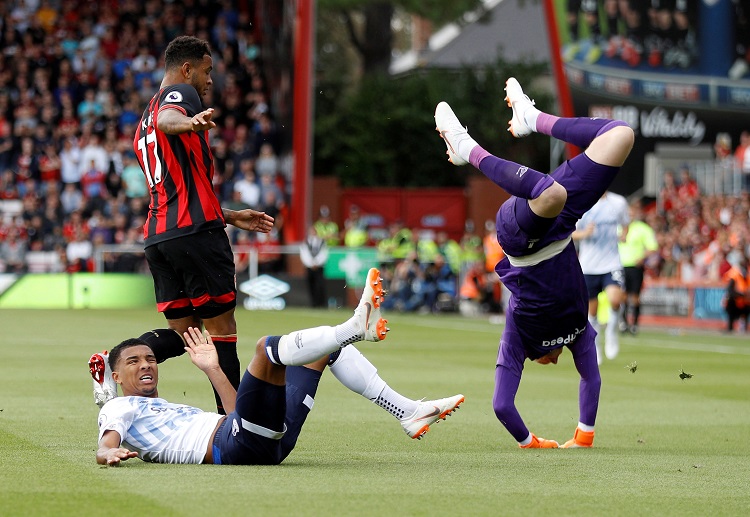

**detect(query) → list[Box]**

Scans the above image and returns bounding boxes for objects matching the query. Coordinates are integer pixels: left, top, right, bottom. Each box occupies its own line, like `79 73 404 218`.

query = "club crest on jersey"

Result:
165 91 183 103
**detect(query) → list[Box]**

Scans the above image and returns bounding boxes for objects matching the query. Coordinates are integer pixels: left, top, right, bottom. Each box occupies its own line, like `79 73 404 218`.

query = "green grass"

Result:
1 308 749 516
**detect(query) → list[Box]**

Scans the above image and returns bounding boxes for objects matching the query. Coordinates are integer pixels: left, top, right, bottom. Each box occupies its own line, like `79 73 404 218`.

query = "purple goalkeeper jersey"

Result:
494 154 620 360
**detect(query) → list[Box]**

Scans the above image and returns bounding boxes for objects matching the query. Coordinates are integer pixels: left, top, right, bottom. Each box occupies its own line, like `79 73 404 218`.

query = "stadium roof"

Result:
390 0 551 75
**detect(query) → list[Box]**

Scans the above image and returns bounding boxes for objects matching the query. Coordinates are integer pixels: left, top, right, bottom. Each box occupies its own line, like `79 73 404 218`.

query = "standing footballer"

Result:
90 36 274 414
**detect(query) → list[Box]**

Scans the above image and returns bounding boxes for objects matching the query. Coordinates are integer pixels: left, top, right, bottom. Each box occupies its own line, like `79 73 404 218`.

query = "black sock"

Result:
633 305 640 326
213 338 241 414
138 329 185 363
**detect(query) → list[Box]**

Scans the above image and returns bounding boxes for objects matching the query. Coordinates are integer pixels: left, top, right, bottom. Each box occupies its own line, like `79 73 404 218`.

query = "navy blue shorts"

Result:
584 271 624 300
212 365 322 465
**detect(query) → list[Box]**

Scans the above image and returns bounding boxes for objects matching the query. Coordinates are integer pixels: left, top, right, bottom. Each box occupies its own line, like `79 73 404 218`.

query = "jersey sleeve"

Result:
97 398 137 444
158 84 203 118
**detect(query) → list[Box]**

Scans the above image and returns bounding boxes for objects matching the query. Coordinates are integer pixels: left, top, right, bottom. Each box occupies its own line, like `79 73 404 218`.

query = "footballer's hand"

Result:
519 433 559 449
183 327 220 373
104 448 138 466
191 108 216 132
561 428 594 448
223 208 275 233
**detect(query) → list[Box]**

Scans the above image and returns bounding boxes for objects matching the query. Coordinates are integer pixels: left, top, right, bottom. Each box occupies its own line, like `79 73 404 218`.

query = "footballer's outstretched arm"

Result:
97 430 138 466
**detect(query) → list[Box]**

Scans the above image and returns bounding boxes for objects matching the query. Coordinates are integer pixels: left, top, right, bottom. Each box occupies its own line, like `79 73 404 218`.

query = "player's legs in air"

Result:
434 78 633 448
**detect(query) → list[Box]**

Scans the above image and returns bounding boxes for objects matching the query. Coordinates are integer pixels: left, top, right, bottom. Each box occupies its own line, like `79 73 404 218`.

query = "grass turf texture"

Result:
1 308 749 516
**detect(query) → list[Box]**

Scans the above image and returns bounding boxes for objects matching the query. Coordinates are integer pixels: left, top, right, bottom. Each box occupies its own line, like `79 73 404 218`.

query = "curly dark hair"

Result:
108 338 153 371
164 35 212 70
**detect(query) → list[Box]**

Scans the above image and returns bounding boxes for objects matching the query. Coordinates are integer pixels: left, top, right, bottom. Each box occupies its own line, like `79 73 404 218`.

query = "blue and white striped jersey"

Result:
97 396 224 464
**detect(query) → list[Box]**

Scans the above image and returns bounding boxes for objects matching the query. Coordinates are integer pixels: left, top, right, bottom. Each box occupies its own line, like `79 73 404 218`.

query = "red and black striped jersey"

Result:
133 84 224 246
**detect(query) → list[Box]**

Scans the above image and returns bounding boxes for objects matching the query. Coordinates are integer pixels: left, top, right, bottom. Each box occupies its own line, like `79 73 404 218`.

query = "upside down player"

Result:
435 77 634 448
90 35 275 414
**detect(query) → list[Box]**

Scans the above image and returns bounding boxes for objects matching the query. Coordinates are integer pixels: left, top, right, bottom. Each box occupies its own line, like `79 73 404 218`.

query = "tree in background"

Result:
314 0 552 187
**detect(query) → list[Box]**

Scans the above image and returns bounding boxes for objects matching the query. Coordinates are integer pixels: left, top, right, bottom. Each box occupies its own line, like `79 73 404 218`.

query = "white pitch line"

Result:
626 338 750 356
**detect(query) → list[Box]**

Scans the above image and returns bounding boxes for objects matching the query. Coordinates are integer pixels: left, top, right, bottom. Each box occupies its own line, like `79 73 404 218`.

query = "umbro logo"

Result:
517 166 528 177
239 275 290 310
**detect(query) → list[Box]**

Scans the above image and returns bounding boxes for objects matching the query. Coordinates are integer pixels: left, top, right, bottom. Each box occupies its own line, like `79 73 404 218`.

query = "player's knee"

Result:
611 124 635 154
255 336 269 356
532 181 567 218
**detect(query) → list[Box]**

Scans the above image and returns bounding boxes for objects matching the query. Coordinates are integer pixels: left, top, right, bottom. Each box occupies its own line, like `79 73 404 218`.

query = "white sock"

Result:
378 386 419 420
276 326 343 366
606 308 619 340
578 422 594 432
524 106 542 132
329 345 386 400
329 346 417 420
519 432 533 446
334 315 364 346
457 135 479 163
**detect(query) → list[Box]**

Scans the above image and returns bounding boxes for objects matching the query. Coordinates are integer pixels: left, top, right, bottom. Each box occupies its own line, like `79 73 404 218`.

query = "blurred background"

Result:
0 0 748 332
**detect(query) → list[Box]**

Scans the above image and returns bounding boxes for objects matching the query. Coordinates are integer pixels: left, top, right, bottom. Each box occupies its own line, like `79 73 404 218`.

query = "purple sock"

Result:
470 145 554 200
549 117 626 149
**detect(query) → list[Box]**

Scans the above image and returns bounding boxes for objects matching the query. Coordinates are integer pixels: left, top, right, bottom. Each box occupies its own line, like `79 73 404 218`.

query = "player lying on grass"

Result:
435 77 634 448
95 268 464 466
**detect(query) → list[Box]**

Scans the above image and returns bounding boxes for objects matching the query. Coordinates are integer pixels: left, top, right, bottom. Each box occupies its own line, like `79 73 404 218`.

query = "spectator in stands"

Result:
66 226 93 273
13 136 39 187
120 152 147 200
60 182 84 215
435 230 462 274
0 226 28 273
722 254 750 332
736 130 750 192
233 159 261 209
0 169 19 200
422 253 457 313
715 133 736 193
458 260 490 317
255 142 278 179
381 251 424 312
343 204 368 248
482 219 505 314
80 158 108 213
658 169 679 214
60 137 82 186
313 205 339 247
300 225 329 308
677 166 699 201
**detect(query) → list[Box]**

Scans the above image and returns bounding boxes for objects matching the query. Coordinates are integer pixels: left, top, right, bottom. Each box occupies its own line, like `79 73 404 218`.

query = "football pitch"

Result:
1 307 749 516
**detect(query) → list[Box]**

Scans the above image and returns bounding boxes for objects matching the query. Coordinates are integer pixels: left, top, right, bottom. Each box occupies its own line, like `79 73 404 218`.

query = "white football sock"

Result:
524 106 542 132
329 346 417 420
276 326 341 366
457 134 479 163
